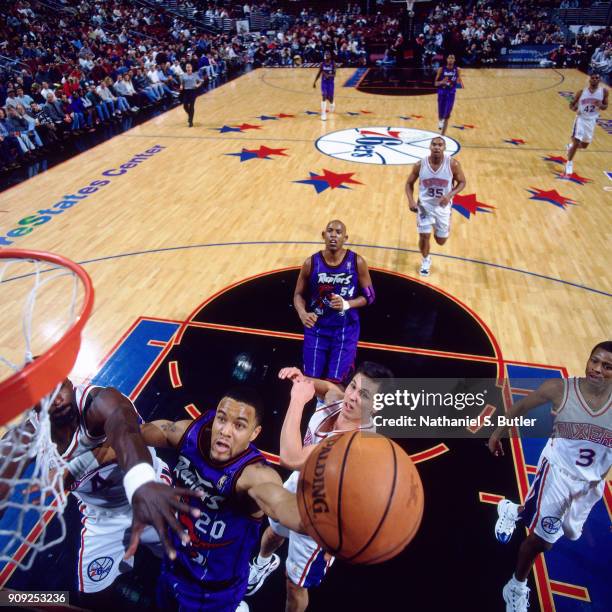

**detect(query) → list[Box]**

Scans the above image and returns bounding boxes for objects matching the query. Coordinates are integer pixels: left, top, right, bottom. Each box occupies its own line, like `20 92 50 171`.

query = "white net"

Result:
0 256 85 570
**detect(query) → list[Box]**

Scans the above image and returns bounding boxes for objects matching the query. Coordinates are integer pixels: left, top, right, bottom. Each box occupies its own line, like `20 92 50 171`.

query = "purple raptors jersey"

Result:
308 250 359 327
171 412 265 585
438 66 458 92
321 60 335 80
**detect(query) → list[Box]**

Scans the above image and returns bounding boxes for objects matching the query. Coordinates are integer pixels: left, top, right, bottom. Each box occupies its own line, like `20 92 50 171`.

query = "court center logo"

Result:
315 127 460 165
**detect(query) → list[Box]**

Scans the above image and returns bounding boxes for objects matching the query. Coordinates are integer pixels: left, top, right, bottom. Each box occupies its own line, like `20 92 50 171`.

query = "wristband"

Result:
341 297 351 311
123 462 156 504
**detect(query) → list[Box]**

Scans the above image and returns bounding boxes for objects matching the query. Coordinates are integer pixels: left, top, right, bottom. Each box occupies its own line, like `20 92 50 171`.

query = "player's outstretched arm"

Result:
240 462 304 533
405 161 421 211
84 388 201 560
280 379 318 470
140 419 192 448
487 379 563 457
278 367 341 400
294 258 318 329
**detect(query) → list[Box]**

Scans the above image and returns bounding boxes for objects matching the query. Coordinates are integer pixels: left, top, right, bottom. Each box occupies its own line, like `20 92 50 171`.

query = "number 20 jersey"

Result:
171 411 266 584
418 154 453 209
544 378 612 482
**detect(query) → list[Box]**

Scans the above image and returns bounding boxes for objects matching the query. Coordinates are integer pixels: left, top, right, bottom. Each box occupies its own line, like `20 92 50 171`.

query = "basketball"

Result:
297 431 424 564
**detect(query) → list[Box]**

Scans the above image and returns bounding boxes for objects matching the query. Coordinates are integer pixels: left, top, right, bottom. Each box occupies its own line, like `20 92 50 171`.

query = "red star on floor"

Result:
247 146 288 159
235 123 262 130
543 155 567 164
452 193 496 218
553 170 592 185
275 113 296 118
313 169 363 189
527 187 577 209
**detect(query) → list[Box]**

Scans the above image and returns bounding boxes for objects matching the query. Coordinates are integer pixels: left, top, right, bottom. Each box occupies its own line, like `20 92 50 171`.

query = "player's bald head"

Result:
326 219 347 234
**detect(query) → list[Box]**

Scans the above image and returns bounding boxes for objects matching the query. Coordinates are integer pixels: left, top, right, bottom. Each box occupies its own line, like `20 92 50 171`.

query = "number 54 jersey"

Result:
171 411 266 584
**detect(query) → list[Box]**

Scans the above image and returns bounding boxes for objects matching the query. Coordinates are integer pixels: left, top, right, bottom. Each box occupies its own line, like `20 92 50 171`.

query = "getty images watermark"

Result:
367 379 547 438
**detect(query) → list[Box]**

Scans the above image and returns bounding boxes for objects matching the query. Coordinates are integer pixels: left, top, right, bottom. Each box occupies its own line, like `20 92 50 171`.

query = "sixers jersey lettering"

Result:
419 154 453 208
543 378 612 481
308 250 359 327
172 412 265 584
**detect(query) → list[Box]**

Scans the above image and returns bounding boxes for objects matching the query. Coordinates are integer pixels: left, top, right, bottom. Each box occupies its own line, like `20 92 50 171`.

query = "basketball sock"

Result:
321 100 326 114
256 553 272 566
510 574 528 587
438 120 444 130
330 102 335 112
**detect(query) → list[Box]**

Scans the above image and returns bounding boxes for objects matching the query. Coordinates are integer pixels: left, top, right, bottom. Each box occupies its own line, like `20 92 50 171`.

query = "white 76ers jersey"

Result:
418 154 453 208
543 378 612 481
303 400 375 446
63 385 167 513
577 86 604 119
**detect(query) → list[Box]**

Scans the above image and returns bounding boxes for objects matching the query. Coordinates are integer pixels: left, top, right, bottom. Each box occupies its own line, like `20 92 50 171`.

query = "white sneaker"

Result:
565 161 573 175
321 112 327 121
236 602 249 612
502 579 530 612
246 554 280 596
419 256 431 277
495 499 519 544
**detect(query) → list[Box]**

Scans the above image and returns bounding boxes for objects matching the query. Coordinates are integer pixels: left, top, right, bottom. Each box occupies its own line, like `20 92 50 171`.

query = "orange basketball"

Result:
297 431 424 564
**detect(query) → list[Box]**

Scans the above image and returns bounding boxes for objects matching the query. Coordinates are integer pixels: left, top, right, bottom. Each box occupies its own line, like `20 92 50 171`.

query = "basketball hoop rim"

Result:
0 249 94 425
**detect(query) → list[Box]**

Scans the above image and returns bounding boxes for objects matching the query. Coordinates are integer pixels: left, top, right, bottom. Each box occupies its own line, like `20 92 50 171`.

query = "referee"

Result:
180 63 203 127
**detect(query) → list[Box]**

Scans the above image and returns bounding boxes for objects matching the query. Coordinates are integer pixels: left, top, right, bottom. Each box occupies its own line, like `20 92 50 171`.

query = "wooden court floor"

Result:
1 67 609 378
0 66 610 610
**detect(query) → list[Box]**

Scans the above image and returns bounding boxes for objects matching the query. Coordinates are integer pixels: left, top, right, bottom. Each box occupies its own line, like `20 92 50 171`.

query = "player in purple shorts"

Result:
435 54 463 135
313 50 336 121
294 219 375 384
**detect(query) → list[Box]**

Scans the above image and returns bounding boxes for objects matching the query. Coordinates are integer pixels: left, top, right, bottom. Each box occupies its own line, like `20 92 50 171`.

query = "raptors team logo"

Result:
315 127 460 165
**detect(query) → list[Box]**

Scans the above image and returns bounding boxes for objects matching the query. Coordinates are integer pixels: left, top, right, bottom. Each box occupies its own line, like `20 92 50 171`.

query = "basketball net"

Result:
0 251 93 571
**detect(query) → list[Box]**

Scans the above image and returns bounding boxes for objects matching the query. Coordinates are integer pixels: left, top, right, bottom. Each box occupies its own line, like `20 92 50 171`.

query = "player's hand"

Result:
439 194 451 207
313 82 316 88
300 311 318 328
329 293 345 310
487 430 504 457
125 482 202 561
290 379 316 405
279 367 305 382
408 200 418 212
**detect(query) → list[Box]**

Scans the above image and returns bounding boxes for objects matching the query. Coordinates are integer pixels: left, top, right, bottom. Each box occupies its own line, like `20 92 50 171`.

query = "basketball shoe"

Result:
495 499 519 544
419 256 431 276
502 578 530 611
246 554 280 596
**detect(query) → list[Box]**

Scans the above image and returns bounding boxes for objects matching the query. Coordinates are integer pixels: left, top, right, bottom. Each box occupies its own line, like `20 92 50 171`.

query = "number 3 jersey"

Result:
544 378 612 482
63 385 170 513
418 154 453 209
171 411 266 584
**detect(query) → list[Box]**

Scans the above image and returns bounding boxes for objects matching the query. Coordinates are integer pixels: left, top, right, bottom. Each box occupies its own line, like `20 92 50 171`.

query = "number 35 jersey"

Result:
544 378 612 482
418 154 453 209
171 411 266 584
